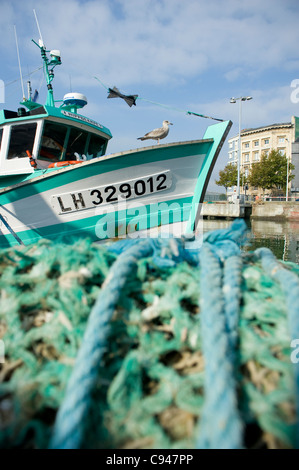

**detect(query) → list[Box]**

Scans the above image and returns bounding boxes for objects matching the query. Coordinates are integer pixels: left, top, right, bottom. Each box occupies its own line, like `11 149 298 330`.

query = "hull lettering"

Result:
52 171 172 214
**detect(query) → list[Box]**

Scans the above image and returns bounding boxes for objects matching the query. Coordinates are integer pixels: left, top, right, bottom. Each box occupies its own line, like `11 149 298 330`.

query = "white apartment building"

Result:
227 116 299 199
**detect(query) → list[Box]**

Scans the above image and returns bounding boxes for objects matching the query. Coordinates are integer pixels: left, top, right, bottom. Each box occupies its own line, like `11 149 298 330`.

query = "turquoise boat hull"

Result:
0 120 232 247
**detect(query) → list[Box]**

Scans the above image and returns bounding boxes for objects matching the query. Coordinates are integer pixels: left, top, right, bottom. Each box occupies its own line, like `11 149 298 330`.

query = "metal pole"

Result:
230 96 252 203
286 138 289 202
286 156 289 202
14 25 25 100
237 99 241 201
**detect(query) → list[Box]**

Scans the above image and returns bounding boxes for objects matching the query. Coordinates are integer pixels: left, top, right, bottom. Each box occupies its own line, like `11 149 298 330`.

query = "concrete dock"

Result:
251 202 299 221
202 202 252 219
202 201 299 220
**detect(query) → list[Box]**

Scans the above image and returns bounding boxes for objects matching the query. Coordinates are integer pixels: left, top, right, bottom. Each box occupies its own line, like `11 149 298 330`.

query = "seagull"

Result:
137 120 173 144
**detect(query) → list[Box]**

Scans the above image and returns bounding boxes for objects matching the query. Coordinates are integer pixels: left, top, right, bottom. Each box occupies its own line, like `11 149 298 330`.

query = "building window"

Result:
244 142 249 148
278 149 285 156
244 153 249 162
264 139 269 145
245 168 249 177
254 141 259 147
254 152 259 161
278 137 285 143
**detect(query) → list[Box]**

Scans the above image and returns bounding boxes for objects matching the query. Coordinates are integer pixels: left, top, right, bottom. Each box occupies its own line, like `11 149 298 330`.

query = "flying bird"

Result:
137 120 173 144
107 86 138 107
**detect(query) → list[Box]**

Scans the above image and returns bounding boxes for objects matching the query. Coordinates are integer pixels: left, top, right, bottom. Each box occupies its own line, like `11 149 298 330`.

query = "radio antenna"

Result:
14 25 25 100
33 9 44 47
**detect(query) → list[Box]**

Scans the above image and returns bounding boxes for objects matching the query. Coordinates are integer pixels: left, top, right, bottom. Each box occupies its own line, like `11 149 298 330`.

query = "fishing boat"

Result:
0 37 232 248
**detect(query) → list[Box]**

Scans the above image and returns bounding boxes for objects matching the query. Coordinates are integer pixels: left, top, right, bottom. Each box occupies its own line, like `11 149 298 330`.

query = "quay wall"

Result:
202 202 247 218
251 202 299 221
201 201 299 220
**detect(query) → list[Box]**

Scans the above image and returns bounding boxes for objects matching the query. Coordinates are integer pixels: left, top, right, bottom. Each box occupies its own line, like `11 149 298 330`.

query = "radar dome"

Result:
63 93 88 109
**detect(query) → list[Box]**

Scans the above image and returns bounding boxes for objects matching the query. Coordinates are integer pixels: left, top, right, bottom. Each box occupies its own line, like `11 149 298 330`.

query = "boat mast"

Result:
32 39 61 107
32 10 61 107
27 80 32 100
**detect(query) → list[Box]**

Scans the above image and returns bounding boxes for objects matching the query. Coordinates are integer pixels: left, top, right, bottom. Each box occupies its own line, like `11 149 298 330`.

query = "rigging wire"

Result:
0 65 43 90
94 75 223 122
1 67 223 123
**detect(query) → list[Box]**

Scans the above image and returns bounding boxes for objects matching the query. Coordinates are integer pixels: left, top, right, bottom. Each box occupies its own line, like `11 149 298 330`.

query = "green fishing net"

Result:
0 237 297 449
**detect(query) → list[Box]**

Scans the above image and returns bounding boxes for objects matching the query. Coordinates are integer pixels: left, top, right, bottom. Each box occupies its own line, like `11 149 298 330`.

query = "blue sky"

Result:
1 0 299 192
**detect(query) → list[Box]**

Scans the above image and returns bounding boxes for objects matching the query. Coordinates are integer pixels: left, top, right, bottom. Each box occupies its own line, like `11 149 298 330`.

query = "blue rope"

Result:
203 219 247 263
255 247 299 446
49 239 153 449
196 243 243 449
50 221 247 449
109 236 199 267
203 219 247 246
223 255 243 358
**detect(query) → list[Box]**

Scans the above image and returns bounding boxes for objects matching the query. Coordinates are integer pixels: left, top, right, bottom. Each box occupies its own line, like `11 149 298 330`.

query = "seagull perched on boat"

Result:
137 120 173 144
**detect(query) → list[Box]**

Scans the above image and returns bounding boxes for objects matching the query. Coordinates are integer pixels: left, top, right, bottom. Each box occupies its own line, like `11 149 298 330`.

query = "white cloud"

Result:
2 0 299 88
224 68 243 82
2 0 299 195
202 81 299 191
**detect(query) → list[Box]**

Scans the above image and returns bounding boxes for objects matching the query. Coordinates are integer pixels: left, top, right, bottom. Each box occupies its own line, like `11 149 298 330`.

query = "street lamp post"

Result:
285 138 289 202
230 96 252 202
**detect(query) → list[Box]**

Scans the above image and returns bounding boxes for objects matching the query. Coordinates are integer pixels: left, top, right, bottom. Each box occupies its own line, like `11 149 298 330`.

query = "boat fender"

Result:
26 150 37 168
74 152 87 161
48 161 83 168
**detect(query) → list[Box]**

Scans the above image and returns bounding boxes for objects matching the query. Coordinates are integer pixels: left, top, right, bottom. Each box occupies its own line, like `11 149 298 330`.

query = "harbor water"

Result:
202 218 299 264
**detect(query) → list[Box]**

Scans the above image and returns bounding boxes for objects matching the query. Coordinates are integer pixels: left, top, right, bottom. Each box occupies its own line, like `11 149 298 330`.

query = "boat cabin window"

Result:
87 134 107 159
39 121 67 161
65 129 107 160
39 121 107 162
65 128 88 159
7 123 37 159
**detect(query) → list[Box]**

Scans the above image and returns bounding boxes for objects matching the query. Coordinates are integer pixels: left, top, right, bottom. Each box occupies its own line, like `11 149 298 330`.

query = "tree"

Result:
215 163 238 196
248 149 294 195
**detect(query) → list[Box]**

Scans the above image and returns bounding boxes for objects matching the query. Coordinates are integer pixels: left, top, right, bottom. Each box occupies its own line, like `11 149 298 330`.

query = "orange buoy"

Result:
48 161 83 169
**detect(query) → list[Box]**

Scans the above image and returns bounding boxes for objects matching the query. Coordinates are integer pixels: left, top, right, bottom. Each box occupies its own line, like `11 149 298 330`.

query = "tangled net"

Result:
0 220 298 449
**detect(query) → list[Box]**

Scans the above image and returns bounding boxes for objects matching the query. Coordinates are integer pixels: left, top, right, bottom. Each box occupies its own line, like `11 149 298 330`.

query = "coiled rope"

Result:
196 245 243 449
0 220 298 449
